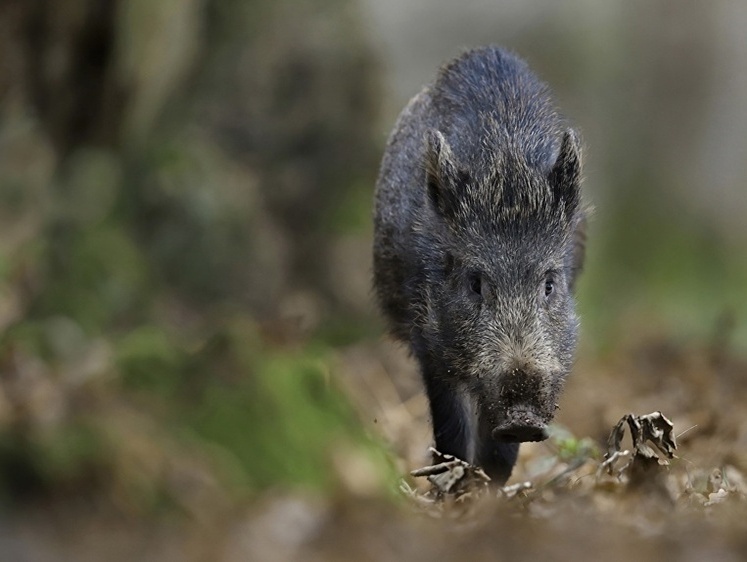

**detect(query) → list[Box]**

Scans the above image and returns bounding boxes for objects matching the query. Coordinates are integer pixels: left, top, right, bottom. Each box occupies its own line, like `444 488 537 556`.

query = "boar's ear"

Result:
548 129 582 214
569 214 586 293
424 129 460 219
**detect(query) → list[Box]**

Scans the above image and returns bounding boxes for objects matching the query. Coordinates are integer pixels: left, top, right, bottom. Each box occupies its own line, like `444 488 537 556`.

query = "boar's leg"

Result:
421 370 471 466
478 441 519 485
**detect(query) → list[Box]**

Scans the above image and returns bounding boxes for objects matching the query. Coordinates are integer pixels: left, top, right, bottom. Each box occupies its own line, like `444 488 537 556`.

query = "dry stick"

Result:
675 425 699 440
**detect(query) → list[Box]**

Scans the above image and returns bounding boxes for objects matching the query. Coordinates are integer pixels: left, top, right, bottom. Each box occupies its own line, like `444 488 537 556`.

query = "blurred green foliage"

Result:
579 188 747 355
185 344 379 490
547 425 600 464
0 0 390 511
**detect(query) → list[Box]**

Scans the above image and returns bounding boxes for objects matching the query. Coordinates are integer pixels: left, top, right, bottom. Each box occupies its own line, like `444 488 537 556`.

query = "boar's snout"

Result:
491 410 549 443
487 368 555 443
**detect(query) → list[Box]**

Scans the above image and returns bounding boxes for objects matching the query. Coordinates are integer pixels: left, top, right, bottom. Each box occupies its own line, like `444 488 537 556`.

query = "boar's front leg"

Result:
420 363 471 467
477 441 519 485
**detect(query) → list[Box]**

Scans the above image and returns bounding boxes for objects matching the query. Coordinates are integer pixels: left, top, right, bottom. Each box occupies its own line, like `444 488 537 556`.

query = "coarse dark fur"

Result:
373 46 586 484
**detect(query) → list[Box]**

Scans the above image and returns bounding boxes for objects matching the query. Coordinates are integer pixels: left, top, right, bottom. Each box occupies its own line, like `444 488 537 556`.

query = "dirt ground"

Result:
6 327 747 562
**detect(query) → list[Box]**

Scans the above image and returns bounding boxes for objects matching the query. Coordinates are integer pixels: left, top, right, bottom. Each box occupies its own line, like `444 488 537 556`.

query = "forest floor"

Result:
5 329 747 562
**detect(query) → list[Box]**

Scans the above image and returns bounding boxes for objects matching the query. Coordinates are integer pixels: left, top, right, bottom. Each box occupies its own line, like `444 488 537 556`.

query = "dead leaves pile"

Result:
405 411 747 523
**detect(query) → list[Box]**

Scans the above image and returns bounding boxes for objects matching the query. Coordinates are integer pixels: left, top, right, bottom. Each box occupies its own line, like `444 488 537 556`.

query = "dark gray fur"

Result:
373 46 586 484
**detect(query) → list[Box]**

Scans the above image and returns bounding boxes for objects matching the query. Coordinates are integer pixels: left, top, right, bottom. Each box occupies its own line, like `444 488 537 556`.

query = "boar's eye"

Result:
543 272 557 299
467 272 483 299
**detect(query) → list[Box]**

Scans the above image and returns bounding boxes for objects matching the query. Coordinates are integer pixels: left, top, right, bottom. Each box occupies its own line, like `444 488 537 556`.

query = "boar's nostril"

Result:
492 419 549 443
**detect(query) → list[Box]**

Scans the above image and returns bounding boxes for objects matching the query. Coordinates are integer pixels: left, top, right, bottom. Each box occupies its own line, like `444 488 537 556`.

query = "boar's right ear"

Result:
424 129 460 219
548 129 582 215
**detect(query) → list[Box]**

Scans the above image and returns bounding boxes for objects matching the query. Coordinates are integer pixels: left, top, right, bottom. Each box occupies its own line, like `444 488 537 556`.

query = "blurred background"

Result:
0 0 746 559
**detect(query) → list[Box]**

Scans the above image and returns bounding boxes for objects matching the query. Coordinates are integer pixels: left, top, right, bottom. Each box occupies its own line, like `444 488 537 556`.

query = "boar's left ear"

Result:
548 129 582 213
569 215 586 293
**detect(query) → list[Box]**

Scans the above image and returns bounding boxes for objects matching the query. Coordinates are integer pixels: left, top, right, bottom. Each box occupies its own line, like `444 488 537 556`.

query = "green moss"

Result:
186 346 393 492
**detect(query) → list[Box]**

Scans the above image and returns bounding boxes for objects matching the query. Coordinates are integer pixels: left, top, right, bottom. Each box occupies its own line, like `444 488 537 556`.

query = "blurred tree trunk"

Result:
0 0 126 155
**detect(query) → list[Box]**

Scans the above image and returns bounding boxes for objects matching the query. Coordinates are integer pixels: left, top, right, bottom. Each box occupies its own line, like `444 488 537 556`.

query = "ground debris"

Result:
603 411 677 472
596 411 680 502
402 409 747 527
405 449 549 524
409 448 491 499
500 480 534 499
